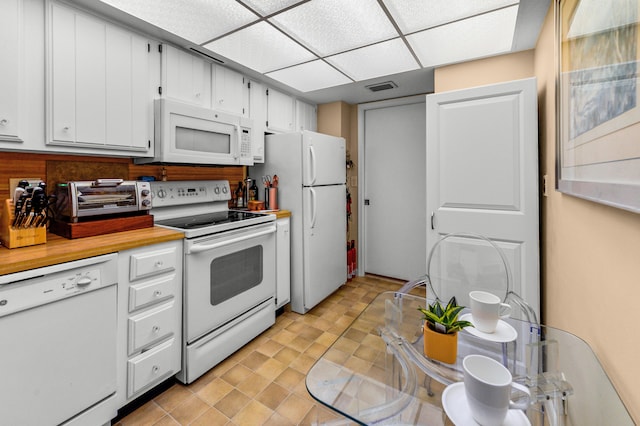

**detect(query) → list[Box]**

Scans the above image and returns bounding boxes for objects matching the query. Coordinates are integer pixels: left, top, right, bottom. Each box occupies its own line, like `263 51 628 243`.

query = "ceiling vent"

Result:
365 81 398 92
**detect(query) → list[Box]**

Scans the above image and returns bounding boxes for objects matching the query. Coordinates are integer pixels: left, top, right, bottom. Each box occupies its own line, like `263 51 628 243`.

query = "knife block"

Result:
1 199 47 249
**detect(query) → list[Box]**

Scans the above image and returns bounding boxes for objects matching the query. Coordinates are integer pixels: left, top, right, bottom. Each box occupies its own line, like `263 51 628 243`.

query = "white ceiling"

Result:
70 0 550 104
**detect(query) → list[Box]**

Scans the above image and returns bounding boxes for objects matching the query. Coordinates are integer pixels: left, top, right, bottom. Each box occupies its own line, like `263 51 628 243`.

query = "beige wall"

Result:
434 7 639 421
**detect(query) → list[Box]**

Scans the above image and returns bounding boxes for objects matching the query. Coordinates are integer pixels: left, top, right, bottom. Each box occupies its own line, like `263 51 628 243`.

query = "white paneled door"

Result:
362 98 426 281
426 78 539 319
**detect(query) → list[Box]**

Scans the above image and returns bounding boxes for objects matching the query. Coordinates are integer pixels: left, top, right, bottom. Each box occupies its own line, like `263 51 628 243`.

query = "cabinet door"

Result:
0 0 21 141
249 80 266 163
48 1 152 152
213 64 248 117
162 44 211 107
295 100 317 132
276 217 291 308
266 88 294 133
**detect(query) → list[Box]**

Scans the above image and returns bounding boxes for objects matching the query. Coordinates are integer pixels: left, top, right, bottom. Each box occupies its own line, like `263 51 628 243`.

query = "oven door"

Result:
183 222 276 343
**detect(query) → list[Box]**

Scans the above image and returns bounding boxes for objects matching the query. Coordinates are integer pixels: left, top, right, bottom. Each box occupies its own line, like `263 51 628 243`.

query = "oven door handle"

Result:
187 226 276 254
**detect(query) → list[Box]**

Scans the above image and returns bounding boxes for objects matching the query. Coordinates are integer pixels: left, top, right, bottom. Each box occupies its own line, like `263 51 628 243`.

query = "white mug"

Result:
469 290 512 333
463 355 530 426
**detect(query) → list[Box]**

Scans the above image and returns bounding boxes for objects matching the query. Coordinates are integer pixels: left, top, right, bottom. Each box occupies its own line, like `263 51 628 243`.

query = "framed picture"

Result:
556 0 640 213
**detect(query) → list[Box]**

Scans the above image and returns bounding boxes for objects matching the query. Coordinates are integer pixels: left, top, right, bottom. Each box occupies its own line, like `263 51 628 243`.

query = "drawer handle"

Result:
152 365 159 374
0 119 7 126
154 290 162 297
152 326 160 333
155 260 164 268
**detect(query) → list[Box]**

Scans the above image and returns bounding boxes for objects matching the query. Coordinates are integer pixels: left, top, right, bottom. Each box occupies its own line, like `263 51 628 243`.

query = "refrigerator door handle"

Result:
308 145 317 185
310 187 317 228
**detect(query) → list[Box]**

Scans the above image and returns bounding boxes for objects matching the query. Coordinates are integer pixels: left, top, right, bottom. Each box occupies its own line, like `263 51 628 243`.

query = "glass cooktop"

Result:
155 210 267 230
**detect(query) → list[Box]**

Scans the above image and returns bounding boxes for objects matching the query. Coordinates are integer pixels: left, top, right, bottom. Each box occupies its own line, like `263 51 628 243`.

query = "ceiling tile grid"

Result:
99 0 529 94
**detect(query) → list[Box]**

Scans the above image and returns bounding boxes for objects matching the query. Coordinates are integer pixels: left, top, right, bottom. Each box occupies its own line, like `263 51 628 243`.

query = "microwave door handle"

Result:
187 226 276 254
308 145 317 185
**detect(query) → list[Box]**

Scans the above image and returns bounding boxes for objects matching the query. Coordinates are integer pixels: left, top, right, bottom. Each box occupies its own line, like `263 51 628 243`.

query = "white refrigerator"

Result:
253 131 347 314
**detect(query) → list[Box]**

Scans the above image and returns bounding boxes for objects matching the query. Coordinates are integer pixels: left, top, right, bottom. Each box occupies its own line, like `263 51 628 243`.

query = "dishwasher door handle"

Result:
187 225 276 254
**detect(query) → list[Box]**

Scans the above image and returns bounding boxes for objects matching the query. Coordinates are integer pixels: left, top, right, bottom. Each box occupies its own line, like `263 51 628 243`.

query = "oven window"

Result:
210 246 263 305
176 126 231 154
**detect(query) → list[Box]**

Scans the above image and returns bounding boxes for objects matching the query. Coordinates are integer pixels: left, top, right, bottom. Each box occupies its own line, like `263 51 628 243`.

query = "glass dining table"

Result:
306 291 634 426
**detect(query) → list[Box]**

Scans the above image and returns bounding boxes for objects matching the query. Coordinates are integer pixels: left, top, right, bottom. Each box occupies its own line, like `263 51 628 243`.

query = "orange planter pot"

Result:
423 324 458 364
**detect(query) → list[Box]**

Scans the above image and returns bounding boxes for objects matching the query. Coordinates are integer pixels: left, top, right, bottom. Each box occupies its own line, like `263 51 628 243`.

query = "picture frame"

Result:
555 0 640 214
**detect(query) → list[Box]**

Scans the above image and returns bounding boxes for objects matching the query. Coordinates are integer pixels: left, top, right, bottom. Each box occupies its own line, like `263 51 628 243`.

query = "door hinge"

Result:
147 43 150 52
266 89 269 96
158 44 163 53
158 86 162 95
247 81 251 89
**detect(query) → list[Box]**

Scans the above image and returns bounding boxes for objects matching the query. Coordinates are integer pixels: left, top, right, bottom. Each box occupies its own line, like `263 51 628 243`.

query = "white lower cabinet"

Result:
276 217 291 309
117 240 183 406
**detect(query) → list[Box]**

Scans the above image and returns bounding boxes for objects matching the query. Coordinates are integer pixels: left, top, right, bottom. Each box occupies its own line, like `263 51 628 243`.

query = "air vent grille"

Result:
365 81 397 92
189 48 224 64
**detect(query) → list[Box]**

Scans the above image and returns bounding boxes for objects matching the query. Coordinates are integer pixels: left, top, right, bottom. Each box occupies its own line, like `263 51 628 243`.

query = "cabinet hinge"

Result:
158 86 162 95
147 43 150 52
266 89 269 96
242 108 245 115
148 140 151 148
266 120 269 127
158 44 163 53
247 81 251 89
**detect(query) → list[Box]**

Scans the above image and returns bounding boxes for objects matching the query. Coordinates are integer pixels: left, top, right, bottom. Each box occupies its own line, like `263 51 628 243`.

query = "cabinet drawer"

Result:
127 338 177 398
128 300 176 355
129 273 177 312
129 246 177 281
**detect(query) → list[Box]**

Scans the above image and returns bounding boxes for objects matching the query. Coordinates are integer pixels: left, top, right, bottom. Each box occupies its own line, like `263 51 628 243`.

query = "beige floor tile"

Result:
240 350 270 371
255 339 284 357
151 415 180 425
276 393 315 424
196 377 234 405
221 363 253 387
119 401 166 426
232 399 274 425
274 367 305 391
273 346 301 365
153 384 192 413
289 352 316 374
167 394 209 425
236 371 271 398
255 357 287 381
214 389 251 419
189 407 230 426
288 335 313 352
263 411 296 426
255 382 290 410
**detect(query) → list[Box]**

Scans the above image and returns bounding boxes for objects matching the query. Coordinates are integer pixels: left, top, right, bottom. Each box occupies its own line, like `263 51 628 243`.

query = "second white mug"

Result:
469 290 512 333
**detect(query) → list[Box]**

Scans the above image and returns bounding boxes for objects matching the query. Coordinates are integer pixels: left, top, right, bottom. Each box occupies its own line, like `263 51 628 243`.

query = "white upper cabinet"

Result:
295 99 317 132
0 0 21 142
266 88 294 133
47 0 157 155
248 80 266 163
212 63 248 117
161 44 211 107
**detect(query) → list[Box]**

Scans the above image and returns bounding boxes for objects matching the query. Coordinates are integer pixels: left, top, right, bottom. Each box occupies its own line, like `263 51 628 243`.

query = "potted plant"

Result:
418 297 473 364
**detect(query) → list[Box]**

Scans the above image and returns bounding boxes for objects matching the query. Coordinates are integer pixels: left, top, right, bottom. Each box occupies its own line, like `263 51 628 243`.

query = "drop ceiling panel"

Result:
382 0 520 34
269 0 398 56
239 0 306 16
99 0 259 44
327 38 419 81
266 60 352 92
204 22 316 73
407 5 519 68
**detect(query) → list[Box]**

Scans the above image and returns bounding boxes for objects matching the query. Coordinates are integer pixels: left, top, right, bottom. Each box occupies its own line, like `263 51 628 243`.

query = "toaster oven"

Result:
54 179 152 222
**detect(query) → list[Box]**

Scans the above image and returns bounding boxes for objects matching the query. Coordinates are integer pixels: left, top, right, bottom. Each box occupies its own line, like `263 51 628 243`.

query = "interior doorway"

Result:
358 96 426 281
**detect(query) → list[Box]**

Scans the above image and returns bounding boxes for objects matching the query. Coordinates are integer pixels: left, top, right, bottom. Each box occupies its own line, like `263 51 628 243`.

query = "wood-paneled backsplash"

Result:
0 152 245 212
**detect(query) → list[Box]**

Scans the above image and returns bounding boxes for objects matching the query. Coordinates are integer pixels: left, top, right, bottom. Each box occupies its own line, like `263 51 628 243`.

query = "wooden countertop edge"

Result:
1 227 184 276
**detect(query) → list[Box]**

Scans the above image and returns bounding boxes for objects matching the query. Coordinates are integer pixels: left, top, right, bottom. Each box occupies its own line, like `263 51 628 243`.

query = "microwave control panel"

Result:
240 127 252 159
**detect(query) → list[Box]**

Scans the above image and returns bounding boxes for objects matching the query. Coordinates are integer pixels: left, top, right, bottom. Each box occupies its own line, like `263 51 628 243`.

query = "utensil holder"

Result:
1 199 47 249
268 188 278 210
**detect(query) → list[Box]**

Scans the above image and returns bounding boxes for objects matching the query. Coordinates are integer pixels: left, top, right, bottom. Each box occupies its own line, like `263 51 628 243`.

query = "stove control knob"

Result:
214 187 220 195
142 199 151 207
222 186 228 194
157 189 166 198
141 189 150 196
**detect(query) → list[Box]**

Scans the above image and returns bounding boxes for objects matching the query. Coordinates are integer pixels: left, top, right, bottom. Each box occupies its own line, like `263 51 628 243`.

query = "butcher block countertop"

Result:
0 226 184 276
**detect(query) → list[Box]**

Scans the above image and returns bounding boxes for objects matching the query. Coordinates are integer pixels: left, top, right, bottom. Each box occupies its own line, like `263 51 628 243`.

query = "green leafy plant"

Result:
418 296 473 335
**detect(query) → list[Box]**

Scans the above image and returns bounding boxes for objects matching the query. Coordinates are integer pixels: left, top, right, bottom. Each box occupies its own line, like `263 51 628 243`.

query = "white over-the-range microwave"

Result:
135 98 253 166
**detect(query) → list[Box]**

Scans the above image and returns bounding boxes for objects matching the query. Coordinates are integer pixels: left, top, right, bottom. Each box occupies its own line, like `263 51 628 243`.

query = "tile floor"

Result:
114 275 405 426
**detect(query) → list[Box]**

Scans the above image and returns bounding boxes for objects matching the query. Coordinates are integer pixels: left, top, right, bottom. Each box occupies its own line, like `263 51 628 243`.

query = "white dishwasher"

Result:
0 253 118 426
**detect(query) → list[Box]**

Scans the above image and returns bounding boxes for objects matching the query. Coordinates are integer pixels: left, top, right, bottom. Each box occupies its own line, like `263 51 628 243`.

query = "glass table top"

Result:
306 291 633 426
